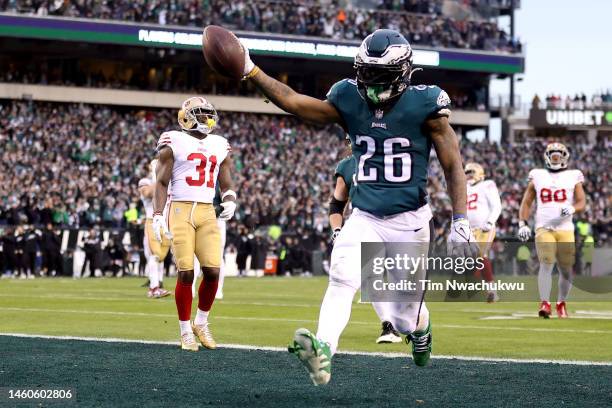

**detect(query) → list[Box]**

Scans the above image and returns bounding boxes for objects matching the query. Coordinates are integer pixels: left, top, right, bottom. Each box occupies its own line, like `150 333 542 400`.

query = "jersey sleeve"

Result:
528 169 537 182
215 135 232 163
574 170 585 185
425 86 451 118
334 158 353 190
325 79 347 110
138 178 152 188
156 131 173 152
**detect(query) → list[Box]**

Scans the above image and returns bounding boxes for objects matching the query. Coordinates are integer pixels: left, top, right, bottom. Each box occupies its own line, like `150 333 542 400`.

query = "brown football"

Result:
202 25 245 79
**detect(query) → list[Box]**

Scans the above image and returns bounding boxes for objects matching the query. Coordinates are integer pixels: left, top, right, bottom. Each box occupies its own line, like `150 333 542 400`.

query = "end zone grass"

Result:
1 276 611 361
1 277 611 407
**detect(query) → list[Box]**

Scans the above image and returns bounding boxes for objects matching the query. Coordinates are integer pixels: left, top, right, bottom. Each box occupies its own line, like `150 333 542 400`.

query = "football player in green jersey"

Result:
242 29 477 385
330 146 402 344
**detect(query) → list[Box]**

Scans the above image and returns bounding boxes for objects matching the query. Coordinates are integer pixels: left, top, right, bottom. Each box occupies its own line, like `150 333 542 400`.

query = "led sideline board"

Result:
0 13 524 74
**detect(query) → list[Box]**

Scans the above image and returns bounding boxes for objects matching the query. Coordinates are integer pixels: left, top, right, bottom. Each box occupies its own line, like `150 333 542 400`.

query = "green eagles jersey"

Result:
334 155 357 195
327 79 450 216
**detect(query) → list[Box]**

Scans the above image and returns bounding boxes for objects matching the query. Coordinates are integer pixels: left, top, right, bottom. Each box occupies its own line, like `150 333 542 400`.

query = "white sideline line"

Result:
2 307 612 334
1 332 611 366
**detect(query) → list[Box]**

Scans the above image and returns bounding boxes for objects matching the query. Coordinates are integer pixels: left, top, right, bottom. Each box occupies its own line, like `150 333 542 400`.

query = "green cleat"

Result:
288 328 332 386
407 321 432 367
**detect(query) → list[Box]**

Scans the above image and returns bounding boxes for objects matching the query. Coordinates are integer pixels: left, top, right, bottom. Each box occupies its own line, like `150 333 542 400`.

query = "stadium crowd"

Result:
0 100 608 277
532 91 612 110
0 0 521 52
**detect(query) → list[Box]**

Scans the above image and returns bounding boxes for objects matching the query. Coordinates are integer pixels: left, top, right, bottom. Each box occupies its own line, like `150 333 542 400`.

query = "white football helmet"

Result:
544 142 569 171
178 97 218 134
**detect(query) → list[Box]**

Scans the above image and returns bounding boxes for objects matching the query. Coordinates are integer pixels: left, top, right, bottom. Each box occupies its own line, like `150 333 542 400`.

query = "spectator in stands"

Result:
1 0 521 52
0 99 609 276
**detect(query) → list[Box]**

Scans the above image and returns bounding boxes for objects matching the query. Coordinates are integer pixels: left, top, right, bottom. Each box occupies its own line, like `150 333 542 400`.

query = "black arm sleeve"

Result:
329 196 348 216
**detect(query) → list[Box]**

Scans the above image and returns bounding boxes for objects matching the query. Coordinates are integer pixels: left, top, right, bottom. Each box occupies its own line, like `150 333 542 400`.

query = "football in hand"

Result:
202 25 245 79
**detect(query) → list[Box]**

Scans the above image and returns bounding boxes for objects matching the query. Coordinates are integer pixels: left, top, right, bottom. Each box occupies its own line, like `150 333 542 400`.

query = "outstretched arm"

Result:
153 147 173 214
246 67 342 125
426 116 466 217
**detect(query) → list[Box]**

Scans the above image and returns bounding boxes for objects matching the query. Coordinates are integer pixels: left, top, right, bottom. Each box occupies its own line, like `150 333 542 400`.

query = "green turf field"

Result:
1 276 611 407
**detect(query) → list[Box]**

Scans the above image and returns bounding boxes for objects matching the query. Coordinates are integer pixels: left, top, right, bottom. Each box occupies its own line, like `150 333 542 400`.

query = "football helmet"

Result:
544 142 569 171
464 162 485 185
354 29 415 105
178 97 218 134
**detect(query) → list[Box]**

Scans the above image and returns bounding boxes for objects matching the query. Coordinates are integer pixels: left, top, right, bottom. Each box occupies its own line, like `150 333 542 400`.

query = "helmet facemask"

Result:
356 61 410 104
464 163 484 185
544 143 569 171
178 97 218 134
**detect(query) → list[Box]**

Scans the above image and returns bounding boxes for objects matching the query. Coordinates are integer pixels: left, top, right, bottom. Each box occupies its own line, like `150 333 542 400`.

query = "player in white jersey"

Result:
518 142 586 318
465 163 502 302
138 159 171 299
153 97 237 351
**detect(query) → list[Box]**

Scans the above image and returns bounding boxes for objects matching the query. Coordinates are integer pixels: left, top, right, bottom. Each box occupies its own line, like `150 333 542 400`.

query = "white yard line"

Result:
1 306 612 334
0 294 318 308
0 332 610 366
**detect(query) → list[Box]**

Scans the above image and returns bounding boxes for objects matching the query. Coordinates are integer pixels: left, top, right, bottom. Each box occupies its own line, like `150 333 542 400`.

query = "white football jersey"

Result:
529 168 584 230
466 179 502 229
138 177 154 219
157 130 230 203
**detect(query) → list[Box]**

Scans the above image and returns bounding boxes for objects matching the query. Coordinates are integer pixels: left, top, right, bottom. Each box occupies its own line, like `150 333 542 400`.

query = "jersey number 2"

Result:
356 136 411 183
186 153 217 188
467 193 478 210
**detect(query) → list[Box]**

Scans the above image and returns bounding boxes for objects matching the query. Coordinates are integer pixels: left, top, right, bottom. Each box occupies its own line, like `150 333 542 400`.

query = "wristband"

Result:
222 189 237 201
243 65 260 80
452 213 467 221
153 211 163 216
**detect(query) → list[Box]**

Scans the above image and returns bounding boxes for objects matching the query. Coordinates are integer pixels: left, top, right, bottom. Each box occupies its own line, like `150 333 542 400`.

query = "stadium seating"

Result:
0 100 608 247
0 0 521 52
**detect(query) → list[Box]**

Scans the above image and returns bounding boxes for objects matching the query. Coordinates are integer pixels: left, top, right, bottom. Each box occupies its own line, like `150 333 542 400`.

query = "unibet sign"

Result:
545 110 606 126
